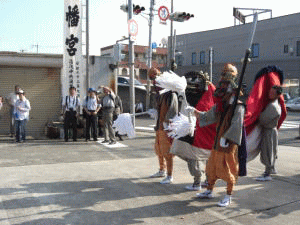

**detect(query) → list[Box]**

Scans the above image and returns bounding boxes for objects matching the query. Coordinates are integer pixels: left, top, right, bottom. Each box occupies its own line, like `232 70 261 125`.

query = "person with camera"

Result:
100 86 116 145
62 86 81 142
83 88 101 142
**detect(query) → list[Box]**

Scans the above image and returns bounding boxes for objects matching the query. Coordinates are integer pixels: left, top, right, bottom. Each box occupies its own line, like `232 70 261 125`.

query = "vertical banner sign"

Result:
63 0 83 99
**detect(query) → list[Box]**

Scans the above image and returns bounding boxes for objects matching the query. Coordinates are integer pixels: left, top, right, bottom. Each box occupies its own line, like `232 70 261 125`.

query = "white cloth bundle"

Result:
166 113 196 139
112 113 135 139
147 108 157 119
155 71 187 93
246 125 262 162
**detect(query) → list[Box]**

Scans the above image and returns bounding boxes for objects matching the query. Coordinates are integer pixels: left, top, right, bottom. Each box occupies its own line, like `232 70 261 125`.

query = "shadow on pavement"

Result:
0 173 299 224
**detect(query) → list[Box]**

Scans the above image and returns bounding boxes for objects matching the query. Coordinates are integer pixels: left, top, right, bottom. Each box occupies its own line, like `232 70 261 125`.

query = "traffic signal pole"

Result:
169 0 175 71
146 0 155 111
86 0 90 91
209 47 213 83
128 0 135 128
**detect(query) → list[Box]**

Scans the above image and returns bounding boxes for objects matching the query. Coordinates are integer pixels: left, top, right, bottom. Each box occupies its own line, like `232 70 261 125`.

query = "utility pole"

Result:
169 0 174 71
146 0 155 111
32 44 39 53
86 0 90 91
173 29 176 69
209 47 213 83
128 0 135 128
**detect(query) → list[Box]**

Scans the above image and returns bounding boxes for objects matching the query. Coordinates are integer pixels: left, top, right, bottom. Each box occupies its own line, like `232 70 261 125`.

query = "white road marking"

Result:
135 126 154 131
97 138 128 148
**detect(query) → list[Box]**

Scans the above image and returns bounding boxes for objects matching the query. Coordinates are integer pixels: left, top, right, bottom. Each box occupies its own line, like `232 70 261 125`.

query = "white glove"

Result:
220 137 229 148
186 106 195 114
163 122 169 130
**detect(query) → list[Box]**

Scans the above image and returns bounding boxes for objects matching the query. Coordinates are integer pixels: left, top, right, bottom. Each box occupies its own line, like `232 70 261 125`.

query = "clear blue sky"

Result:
0 0 299 55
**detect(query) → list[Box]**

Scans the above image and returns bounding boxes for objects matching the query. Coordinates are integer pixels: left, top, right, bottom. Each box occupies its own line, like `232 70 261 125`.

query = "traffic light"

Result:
169 12 194 22
120 4 128 13
120 4 145 15
184 13 194 21
133 4 145 15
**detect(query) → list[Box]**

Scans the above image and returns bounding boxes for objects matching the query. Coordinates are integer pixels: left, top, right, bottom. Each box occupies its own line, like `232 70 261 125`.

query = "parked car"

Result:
118 77 146 91
286 97 300 111
283 93 291 102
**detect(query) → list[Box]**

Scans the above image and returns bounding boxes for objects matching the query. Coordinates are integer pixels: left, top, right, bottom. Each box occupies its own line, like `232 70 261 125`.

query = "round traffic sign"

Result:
158 6 169 21
128 19 138 36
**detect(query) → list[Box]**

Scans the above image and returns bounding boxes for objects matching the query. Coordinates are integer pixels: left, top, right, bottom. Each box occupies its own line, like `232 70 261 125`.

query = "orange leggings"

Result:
206 147 239 195
155 130 174 176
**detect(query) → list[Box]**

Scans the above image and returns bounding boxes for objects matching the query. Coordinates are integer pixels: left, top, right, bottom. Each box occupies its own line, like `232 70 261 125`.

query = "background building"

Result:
101 44 167 83
0 50 156 138
0 53 115 138
173 12 300 97
0 52 62 138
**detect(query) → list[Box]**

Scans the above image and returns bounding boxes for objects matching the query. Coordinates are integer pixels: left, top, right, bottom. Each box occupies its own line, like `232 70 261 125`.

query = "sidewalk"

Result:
0 138 299 224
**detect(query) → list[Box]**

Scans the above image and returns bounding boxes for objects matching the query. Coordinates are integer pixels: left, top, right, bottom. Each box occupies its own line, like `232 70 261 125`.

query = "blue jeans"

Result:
15 119 27 142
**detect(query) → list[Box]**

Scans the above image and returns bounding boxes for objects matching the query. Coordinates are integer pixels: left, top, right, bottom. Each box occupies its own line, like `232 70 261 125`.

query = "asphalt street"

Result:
0 114 299 224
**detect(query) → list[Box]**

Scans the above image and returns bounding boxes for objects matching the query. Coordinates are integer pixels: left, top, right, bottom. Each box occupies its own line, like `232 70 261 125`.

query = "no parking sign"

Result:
158 6 169 24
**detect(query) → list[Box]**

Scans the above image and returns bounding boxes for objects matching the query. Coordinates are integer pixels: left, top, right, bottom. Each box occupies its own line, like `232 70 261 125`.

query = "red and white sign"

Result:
158 6 169 21
128 19 138 36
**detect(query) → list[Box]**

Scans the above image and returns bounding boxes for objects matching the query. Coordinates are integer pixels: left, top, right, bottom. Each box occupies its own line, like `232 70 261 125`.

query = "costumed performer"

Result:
244 66 287 181
191 64 245 207
170 71 217 191
148 67 179 184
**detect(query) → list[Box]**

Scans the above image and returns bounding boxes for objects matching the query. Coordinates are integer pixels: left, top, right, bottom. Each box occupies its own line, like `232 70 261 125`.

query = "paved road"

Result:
278 111 300 147
0 116 299 224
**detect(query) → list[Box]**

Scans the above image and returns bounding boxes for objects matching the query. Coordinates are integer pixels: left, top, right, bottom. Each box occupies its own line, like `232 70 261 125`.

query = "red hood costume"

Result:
192 83 217 150
245 66 286 134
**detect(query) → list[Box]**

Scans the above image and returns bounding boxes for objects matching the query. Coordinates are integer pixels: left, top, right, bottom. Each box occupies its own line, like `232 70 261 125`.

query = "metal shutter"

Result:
0 67 61 138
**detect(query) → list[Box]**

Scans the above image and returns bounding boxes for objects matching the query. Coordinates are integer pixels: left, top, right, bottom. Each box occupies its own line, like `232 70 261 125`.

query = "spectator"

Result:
6 85 21 137
14 90 31 143
0 96 3 121
0 96 3 111
62 86 81 142
83 88 101 141
114 94 123 141
96 90 104 137
100 86 116 145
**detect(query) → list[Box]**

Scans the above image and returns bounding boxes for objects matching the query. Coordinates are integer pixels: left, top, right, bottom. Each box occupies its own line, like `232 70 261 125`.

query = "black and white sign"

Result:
63 0 83 99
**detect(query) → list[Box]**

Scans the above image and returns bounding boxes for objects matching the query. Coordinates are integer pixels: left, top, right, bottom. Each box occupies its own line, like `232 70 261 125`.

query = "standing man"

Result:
172 71 217 191
62 86 81 142
100 86 116 145
7 85 21 137
244 66 287 180
14 90 31 143
83 88 101 141
0 96 3 111
0 96 3 121
255 85 284 181
194 64 245 207
148 67 179 184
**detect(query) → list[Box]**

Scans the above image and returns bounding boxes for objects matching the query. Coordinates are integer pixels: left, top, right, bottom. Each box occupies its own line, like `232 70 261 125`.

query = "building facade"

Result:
0 52 63 138
0 52 117 138
101 44 167 83
173 13 300 97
